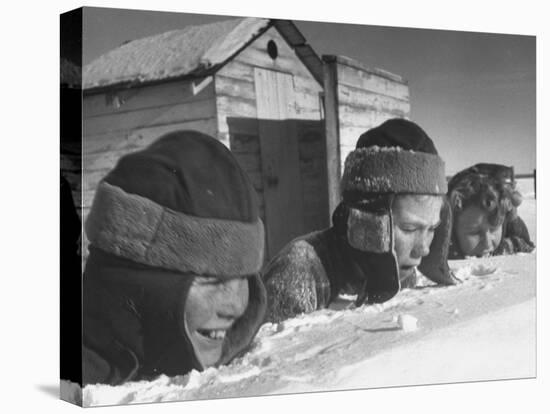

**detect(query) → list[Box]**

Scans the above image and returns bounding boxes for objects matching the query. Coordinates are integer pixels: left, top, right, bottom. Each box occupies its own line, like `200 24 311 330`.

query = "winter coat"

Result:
82 248 266 386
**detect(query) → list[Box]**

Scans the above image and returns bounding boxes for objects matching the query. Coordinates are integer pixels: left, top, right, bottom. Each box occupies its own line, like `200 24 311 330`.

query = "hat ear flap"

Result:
418 198 459 285
347 208 392 253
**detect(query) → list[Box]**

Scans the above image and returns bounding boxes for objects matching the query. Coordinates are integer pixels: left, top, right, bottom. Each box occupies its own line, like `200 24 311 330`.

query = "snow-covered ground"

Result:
65 180 537 407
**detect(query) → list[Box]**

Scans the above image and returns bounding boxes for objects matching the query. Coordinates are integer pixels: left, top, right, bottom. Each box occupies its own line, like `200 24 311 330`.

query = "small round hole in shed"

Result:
267 40 278 60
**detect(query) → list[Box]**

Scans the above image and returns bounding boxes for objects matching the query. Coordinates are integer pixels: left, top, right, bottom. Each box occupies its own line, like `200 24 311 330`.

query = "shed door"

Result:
254 68 304 258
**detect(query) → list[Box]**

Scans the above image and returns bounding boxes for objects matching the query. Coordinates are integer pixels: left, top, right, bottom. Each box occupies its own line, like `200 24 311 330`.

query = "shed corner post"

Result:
322 55 342 219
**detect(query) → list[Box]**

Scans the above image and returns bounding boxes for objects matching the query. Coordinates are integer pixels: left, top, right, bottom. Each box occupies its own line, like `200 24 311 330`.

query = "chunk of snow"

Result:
397 314 418 332
480 284 494 291
472 264 498 276
453 265 472 281
184 368 217 390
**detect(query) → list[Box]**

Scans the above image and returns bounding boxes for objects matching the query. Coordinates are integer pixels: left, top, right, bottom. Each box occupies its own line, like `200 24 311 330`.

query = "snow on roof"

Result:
83 17 271 90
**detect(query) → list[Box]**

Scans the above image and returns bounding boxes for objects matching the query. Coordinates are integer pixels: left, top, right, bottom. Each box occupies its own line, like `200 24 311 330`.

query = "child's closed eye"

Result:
194 277 223 286
399 225 417 233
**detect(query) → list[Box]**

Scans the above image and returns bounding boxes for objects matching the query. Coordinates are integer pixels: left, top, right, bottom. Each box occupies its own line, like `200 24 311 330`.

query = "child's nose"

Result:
480 231 493 251
216 279 249 320
412 234 431 258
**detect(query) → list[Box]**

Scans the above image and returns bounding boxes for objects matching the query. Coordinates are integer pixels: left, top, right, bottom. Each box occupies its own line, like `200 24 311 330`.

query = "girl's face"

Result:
183 276 249 368
455 205 503 257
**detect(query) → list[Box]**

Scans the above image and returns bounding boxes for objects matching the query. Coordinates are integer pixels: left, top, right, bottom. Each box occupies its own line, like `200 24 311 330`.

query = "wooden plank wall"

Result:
322 58 341 218
216 26 324 227
335 58 410 169
81 79 217 254
296 121 330 231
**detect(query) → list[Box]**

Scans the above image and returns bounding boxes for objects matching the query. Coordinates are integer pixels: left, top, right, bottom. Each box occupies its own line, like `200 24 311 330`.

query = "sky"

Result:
81 7 536 176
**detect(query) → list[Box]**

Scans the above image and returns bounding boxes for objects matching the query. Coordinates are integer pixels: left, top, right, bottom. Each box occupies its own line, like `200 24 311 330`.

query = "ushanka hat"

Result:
339 118 457 293
86 130 265 277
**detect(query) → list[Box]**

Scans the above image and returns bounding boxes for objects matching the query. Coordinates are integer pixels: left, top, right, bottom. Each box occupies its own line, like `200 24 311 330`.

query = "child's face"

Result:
455 205 503 257
392 195 443 282
183 276 249 368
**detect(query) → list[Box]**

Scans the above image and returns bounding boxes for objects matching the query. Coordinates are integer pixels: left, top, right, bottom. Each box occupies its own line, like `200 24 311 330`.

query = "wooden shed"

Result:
74 16 411 260
81 17 326 259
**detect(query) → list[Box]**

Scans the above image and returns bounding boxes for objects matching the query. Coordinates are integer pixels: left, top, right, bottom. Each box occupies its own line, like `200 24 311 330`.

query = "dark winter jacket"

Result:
83 248 267 386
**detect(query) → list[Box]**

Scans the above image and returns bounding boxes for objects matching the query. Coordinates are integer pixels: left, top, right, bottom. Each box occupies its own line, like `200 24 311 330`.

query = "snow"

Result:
396 314 418 331
83 17 270 89
516 177 536 200
330 299 535 390
64 181 536 407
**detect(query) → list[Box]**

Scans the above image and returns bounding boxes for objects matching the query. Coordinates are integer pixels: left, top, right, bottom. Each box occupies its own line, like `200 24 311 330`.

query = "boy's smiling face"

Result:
392 195 443 282
183 276 249 368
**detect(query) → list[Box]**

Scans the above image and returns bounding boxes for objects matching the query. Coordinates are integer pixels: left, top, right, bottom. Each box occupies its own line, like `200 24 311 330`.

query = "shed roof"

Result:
83 17 323 91
83 18 267 90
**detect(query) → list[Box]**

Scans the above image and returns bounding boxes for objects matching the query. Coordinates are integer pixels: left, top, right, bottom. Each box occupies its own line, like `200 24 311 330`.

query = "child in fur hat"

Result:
448 163 534 259
81 130 267 386
263 118 458 323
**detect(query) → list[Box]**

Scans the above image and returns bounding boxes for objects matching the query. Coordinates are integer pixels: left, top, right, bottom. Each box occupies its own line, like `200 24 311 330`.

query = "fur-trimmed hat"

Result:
343 118 446 198
86 130 265 277
338 118 457 298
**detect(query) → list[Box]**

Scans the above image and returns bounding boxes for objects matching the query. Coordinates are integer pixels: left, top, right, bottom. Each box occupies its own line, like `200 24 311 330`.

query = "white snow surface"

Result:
68 187 536 407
